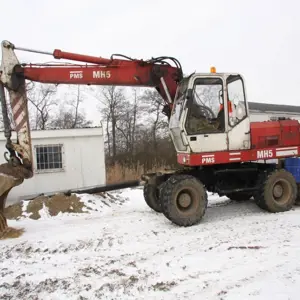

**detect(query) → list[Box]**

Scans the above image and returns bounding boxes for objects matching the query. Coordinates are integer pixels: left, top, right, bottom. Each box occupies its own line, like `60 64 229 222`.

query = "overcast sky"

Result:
1 0 299 124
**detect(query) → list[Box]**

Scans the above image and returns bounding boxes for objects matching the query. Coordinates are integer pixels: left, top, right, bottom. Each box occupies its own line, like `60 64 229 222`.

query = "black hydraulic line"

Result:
22 180 142 200
65 180 141 195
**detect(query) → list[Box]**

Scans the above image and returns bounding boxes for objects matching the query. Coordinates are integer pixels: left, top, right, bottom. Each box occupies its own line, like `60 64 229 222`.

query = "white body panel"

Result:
188 133 228 152
169 98 189 152
228 118 251 150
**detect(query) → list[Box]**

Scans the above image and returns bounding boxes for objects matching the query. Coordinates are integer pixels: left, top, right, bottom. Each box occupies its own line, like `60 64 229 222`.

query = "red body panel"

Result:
178 145 299 166
250 120 300 149
178 119 300 166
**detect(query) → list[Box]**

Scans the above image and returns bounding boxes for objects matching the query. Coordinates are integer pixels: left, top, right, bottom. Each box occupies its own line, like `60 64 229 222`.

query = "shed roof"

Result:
248 102 300 114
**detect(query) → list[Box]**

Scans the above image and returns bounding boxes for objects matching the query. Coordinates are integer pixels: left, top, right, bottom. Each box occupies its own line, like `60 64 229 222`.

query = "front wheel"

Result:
160 174 208 227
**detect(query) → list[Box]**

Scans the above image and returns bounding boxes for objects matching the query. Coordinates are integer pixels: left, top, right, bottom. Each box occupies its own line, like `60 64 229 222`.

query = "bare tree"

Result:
65 85 86 128
27 83 58 130
50 103 92 129
97 86 127 158
96 86 178 182
50 85 92 129
140 89 168 150
114 88 141 153
71 86 81 128
131 88 139 153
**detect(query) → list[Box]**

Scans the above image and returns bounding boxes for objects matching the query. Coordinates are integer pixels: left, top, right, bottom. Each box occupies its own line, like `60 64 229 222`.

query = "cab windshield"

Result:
185 77 225 135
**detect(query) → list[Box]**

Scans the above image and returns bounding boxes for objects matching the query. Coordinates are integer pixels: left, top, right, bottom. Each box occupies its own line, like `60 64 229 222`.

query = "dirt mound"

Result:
0 227 25 240
4 191 127 221
5 193 85 220
4 202 23 220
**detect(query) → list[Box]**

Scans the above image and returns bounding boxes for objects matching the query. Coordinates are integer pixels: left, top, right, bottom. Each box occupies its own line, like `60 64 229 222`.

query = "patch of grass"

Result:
106 162 173 184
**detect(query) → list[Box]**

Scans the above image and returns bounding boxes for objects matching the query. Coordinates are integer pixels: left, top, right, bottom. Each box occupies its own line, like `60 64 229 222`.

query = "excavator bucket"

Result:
0 167 24 234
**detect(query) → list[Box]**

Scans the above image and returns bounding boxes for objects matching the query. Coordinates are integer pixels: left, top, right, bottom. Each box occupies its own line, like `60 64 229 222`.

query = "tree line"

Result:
0 82 178 182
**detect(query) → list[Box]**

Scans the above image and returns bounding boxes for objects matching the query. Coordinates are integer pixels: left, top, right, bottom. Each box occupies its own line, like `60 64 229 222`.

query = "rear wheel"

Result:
160 174 208 226
254 169 297 212
143 182 162 213
295 185 300 206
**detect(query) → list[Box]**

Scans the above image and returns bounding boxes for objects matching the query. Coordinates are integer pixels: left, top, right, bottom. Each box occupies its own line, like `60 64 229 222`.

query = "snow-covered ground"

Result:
1 188 300 300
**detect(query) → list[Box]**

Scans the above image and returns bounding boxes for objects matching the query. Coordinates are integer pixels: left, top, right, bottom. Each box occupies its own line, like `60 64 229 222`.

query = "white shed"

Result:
0 127 106 205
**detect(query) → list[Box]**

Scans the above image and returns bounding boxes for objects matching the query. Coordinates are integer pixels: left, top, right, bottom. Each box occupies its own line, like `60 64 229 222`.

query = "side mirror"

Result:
186 89 192 100
186 89 193 109
218 89 223 104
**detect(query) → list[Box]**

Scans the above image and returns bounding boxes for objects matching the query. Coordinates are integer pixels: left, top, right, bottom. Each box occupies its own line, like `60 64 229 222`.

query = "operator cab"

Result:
169 67 251 153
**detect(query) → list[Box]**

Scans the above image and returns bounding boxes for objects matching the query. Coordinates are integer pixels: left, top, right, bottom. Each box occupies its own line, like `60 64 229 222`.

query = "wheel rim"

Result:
178 192 192 208
175 188 199 214
272 179 291 205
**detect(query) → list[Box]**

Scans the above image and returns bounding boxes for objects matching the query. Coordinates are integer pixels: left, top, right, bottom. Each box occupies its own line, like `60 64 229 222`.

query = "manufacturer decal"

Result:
92 70 111 79
70 71 83 79
257 149 273 159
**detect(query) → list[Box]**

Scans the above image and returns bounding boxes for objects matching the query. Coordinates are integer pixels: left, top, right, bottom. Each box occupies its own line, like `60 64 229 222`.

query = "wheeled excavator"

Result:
1 40 300 235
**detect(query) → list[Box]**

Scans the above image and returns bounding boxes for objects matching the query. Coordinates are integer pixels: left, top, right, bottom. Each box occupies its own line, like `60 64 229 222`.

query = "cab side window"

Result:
226 75 247 127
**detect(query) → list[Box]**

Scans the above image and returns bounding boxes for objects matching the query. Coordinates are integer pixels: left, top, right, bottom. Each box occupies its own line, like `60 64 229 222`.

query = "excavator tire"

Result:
143 182 162 213
254 169 297 212
295 185 300 206
160 174 207 227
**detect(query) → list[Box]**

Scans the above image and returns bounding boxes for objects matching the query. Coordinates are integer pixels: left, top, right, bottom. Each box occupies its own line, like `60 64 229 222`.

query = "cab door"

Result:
226 75 251 151
183 75 229 153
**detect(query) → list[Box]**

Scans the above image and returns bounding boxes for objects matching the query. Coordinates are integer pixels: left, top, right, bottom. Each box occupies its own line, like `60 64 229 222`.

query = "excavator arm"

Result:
0 40 183 235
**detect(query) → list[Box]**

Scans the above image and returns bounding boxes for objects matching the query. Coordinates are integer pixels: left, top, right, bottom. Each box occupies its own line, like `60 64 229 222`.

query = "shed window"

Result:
35 144 63 171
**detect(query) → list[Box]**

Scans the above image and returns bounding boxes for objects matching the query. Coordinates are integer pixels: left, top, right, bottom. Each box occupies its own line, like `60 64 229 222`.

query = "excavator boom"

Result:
5 41 182 99
0 40 183 235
